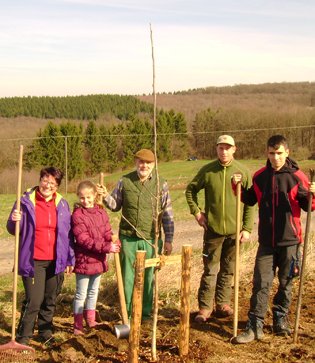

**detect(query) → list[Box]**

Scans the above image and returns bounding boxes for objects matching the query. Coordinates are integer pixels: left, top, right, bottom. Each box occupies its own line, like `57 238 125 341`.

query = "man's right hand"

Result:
195 212 208 230
96 184 107 198
233 173 243 185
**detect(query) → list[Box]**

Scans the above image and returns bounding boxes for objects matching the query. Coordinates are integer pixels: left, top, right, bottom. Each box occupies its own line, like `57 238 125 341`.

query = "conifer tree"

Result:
84 120 108 175
60 121 85 181
99 124 119 173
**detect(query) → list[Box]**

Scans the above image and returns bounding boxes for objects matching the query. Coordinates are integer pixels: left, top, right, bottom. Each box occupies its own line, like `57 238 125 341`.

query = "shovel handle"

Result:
233 181 241 338
111 235 129 325
293 168 314 343
98 172 104 203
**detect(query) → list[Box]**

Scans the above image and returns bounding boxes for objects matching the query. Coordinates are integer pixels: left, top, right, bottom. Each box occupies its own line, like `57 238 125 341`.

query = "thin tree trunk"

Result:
150 23 159 362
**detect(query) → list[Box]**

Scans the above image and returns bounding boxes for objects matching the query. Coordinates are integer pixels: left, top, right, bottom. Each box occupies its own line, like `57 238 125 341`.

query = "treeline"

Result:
173 81 315 100
0 94 154 120
192 107 315 160
24 110 188 181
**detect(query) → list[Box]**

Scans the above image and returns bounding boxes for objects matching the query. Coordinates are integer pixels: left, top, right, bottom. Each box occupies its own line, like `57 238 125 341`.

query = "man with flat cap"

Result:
186 135 255 322
97 149 174 323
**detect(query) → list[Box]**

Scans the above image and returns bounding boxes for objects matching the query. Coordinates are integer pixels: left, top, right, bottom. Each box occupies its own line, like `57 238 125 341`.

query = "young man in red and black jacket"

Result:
232 135 315 343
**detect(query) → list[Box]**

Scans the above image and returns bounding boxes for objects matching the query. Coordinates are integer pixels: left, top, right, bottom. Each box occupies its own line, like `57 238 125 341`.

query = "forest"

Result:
0 94 154 120
0 81 315 191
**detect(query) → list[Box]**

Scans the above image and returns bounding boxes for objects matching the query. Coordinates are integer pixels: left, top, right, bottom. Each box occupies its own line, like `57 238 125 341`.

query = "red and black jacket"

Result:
237 157 315 247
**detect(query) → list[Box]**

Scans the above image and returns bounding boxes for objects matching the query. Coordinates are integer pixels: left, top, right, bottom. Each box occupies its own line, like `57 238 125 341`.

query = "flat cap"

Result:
135 149 155 162
216 135 235 146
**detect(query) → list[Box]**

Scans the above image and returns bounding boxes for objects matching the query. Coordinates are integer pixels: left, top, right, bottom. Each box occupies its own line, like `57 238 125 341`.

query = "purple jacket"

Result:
7 187 75 278
71 204 113 275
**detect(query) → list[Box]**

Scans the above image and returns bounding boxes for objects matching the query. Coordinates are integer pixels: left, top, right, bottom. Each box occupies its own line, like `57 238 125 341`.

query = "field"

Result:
1 159 315 362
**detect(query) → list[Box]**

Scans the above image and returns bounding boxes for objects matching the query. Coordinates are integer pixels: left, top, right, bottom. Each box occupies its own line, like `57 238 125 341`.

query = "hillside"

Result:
138 81 315 127
1 82 315 192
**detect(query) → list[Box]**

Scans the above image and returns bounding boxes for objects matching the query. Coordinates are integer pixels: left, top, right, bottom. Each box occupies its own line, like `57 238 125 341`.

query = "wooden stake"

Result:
129 251 146 363
179 245 192 357
150 23 160 362
233 182 241 338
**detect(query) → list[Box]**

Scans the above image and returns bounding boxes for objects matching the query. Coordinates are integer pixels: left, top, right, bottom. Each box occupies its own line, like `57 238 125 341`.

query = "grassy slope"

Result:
0 159 238 238
2 158 315 239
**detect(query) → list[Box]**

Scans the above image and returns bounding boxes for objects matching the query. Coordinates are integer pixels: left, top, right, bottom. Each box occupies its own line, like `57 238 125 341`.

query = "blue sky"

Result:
1 0 314 97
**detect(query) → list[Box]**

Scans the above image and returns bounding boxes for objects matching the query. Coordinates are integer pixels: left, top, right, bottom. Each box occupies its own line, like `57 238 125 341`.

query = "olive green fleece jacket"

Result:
186 159 255 236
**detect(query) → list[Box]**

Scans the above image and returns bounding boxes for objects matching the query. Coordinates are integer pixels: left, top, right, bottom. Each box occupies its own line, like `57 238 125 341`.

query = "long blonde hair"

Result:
75 180 104 209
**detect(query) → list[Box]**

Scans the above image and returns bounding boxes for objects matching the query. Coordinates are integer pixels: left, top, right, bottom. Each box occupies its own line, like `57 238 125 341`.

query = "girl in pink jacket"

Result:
71 180 120 335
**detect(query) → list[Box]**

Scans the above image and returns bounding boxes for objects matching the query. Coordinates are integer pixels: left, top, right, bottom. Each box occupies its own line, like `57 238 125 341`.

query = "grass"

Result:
2 158 315 239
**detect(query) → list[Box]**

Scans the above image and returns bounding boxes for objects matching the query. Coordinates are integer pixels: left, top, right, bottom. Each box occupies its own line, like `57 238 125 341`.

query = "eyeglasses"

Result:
41 178 58 188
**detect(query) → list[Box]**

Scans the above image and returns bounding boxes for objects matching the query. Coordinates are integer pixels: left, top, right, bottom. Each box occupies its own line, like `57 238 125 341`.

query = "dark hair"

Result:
40 166 64 186
267 135 289 150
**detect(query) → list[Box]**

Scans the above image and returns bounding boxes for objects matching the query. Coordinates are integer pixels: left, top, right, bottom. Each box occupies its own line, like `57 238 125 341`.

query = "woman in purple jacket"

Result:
72 180 120 335
7 166 75 347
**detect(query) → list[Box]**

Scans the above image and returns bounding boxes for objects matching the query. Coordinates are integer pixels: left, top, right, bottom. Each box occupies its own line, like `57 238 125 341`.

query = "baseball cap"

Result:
216 135 235 146
135 149 155 162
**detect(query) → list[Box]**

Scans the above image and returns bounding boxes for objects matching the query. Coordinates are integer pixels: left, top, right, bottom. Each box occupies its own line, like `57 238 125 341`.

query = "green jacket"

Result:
119 171 164 239
186 159 255 236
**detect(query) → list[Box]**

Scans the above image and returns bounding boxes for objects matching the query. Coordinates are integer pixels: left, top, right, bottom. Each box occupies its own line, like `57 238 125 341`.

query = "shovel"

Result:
0 145 35 362
233 181 241 338
111 235 130 339
293 168 314 343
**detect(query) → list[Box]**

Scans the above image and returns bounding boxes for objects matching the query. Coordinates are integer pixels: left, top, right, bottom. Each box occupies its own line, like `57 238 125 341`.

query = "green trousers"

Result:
119 234 162 320
198 233 236 310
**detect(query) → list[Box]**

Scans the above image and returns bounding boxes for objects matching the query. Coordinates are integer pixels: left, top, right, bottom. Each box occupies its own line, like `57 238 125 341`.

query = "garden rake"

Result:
0 145 35 362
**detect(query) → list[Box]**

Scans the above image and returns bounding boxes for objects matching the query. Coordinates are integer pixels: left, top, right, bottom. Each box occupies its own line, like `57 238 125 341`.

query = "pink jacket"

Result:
71 204 113 275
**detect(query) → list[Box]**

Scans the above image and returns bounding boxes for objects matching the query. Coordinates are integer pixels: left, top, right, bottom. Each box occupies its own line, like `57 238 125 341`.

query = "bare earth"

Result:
1 217 315 362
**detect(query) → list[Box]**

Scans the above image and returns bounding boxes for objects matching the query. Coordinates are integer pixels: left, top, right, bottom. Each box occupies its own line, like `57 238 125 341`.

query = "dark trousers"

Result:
249 244 300 321
17 260 64 344
198 234 236 310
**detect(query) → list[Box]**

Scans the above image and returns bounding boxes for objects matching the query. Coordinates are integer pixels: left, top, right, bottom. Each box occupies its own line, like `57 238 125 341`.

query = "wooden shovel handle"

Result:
12 145 23 340
98 172 104 203
111 235 129 325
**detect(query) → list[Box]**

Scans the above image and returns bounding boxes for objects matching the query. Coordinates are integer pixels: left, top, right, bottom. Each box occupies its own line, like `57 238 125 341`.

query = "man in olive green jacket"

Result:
186 135 255 322
98 149 174 323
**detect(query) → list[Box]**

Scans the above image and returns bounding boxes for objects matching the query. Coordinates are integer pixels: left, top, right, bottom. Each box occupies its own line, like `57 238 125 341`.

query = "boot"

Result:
233 317 264 344
73 313 84 335
84 309 100 328
195 309 212 323
273 311 291 336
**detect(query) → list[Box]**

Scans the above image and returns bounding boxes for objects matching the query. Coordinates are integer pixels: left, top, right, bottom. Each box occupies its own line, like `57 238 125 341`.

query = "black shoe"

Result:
273 311 291 336
16 338 30 346
39 336 56 347
233 318 264 344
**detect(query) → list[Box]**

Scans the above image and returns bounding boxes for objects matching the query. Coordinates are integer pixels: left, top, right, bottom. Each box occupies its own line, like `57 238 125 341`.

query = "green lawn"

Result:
1 158 315 239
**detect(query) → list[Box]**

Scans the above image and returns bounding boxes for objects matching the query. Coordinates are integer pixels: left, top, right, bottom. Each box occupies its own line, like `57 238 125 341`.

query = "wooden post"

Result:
179 245 192 357
233 182 241 338
129 251 146 363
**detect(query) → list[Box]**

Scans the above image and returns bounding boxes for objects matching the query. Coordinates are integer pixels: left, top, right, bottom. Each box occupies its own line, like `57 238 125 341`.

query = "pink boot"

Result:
74 313 84 335
84 309 100 328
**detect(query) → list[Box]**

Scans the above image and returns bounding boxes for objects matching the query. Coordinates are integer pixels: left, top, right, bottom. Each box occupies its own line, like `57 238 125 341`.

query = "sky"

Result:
1 0 315 97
